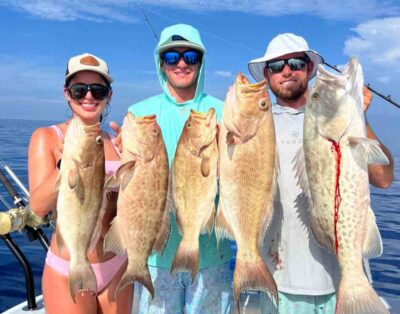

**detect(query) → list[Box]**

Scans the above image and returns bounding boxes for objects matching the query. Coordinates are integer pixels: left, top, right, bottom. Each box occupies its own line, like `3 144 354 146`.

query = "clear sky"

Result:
1 0 400 125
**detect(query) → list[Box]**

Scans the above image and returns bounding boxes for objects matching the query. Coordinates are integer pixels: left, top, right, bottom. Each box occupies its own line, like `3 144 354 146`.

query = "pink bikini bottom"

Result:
45 249 127 292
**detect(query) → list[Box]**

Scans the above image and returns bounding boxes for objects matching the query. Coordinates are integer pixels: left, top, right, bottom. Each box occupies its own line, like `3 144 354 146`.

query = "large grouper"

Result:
295 58 389 314
217 73 278 309
55 117 106 301
104 113 170 299
170 108 219 281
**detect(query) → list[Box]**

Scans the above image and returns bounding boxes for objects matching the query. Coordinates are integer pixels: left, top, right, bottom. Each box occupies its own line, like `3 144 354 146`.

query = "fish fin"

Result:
293 148 334 252
103 217 126 255
258 164 277 248
309 209 336 254
55 229 66 255
233 253 277 311
363 207 383 259
170 240 199 283
104 174 119 191
348 137 389 165
54 172 62 192
201 202 215 235
293 147 313 209
336 273 388 314
116 160 136 191
153 203 171 255
67 167 79 189
200 156 210 177
88 191 109 254
215 201 235 242
116 266 154 300
69 259 97 303
115 160 136 180
67 167 85 203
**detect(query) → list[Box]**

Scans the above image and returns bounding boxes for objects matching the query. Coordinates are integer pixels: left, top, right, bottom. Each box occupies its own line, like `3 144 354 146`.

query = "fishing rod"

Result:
0 156 29 198
324 62 400 109
139 5 159 42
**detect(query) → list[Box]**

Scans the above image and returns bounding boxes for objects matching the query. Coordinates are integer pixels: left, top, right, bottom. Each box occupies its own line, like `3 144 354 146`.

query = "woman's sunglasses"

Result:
68 83 109 101
161 50 202 66
266 57 309 74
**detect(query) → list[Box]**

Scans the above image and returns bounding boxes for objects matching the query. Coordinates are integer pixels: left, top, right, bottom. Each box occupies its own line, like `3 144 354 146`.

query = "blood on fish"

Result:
329 139 342 255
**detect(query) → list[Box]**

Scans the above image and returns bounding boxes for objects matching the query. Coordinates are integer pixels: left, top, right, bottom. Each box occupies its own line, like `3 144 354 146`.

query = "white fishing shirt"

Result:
262 104 372 295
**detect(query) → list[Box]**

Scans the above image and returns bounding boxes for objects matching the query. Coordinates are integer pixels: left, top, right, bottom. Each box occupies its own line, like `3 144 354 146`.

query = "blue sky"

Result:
1 0 400 125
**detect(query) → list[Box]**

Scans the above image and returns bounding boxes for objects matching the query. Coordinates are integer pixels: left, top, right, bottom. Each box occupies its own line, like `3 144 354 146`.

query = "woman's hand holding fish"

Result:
109 121 123 153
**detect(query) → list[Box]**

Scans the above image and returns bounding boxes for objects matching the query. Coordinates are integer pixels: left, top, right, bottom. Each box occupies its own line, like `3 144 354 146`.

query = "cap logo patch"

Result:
80 56 99 66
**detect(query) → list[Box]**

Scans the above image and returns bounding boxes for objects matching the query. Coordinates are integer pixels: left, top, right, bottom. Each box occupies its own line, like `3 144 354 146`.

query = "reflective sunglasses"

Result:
68 83 109 101
161 50 202 66
266 57 309 74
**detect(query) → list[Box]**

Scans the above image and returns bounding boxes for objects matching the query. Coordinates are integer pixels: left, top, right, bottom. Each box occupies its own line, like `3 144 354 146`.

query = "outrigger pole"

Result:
324 62 400 109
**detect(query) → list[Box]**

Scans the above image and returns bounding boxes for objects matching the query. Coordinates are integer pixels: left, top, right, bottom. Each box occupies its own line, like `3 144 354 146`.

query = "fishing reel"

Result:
0 205 49 235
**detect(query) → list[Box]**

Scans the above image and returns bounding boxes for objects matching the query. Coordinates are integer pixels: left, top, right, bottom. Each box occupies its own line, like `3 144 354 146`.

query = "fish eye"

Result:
95 136 103 145
186 122 192 129
259 99 269 111
152 128 159 136
312 93 319 101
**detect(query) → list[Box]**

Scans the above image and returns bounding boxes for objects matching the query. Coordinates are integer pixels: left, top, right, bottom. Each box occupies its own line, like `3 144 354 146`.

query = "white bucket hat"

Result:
248 33 324 82
65 53 113 84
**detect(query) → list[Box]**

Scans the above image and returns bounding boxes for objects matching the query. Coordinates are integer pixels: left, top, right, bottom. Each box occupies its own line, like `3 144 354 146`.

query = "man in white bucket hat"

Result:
246 33 393 313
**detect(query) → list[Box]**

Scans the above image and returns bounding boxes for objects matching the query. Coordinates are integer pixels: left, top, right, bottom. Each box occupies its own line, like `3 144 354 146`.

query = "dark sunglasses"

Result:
266 56 309 74
161 50 202 66
68 83 109 101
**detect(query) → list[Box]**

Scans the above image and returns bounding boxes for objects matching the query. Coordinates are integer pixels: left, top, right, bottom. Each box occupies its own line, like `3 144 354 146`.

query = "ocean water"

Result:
0 118 399 312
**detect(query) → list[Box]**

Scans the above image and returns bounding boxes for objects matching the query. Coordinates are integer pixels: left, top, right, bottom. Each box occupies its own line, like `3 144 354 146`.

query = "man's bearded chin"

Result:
271 81 308 103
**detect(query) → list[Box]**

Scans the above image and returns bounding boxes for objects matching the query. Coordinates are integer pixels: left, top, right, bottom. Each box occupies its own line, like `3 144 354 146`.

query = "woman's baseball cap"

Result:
65 53 113 84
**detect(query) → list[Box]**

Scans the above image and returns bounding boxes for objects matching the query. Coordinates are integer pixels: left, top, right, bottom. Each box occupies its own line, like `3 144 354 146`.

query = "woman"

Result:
28 53 133 313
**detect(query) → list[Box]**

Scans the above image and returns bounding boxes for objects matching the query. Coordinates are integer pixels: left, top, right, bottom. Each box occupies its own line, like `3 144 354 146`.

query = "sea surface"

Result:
0 118 399 313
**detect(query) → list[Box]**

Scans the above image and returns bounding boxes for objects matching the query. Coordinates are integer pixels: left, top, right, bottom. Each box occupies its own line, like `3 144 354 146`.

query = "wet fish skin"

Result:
170 108 218 281
299 58 389 314
55 117 105 301
104 112 169 299
217 73 278 309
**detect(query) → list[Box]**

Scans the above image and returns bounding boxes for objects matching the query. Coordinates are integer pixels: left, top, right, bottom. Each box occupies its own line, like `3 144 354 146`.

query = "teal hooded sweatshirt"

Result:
128 24 232 269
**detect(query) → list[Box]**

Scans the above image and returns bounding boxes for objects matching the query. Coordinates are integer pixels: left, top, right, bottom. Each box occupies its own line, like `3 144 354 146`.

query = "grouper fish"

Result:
55 117 106 301
104 112 170 298
217 73 278 308
296 58 389 314
171 108 218 281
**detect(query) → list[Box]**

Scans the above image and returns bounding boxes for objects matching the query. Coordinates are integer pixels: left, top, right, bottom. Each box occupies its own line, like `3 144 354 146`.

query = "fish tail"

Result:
336 276 388 314
69 259 97 303
115 266 154 299
170 240 199 283
233 255 277 312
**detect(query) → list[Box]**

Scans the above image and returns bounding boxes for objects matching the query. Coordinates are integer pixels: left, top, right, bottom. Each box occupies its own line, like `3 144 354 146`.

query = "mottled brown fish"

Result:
217 73 278 308
297 58 389 314
171 108 218 281
104 112 169 298
55 117 106 301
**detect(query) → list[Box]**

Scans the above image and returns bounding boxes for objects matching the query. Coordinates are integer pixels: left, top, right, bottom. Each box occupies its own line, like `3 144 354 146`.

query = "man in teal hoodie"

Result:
128 24 232 314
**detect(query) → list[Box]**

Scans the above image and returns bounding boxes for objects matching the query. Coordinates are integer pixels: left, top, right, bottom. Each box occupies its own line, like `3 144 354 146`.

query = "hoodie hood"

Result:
155 24 206 104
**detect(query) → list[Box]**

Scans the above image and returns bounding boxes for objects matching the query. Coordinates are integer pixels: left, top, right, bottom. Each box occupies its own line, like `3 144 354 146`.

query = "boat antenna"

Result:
139 6 159 42
324 62 400 109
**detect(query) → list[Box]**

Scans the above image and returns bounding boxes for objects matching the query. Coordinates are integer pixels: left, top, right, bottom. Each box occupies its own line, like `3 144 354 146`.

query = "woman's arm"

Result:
28 127 61 217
